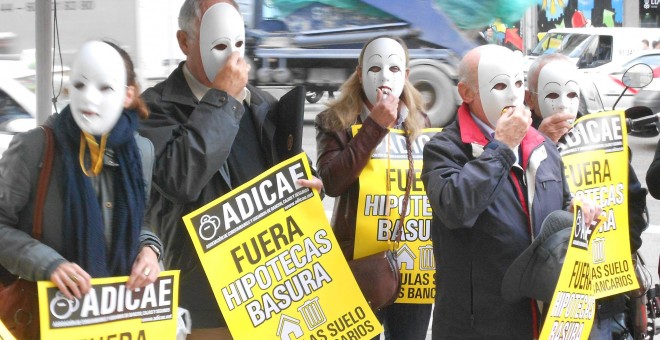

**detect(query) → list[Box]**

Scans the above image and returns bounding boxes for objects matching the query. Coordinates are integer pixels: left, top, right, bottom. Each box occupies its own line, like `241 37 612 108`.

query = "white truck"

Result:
524 27 660 71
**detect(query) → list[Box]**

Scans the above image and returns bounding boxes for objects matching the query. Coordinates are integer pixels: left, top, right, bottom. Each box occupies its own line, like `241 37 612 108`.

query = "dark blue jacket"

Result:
421 103 571 339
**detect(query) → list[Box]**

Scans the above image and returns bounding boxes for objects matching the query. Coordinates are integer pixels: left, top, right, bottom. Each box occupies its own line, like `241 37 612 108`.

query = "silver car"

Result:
634 66 660 116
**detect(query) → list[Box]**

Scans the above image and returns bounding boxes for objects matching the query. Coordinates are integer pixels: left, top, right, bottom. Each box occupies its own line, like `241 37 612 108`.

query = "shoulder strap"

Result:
33 126 55 241
395 136 414 243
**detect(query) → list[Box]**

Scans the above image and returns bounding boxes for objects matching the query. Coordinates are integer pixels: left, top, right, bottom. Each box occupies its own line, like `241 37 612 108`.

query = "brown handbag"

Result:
348 132 414 311
348 248 402 311
0 126 55 340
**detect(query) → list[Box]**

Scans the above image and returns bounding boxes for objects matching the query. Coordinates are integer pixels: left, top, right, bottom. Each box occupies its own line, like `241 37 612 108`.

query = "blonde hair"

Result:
320 36 426 140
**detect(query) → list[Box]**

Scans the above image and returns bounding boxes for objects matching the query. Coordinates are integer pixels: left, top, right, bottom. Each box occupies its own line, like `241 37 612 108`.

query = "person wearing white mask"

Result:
138 1 322 338
316 36 432 340
0 40 161 338
525 53 580 144
421 44 600 339
526 53 648 340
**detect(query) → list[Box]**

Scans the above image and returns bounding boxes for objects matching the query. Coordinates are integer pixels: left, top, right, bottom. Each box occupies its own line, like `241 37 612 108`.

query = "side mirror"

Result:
622 63 654 88
613 63 654 110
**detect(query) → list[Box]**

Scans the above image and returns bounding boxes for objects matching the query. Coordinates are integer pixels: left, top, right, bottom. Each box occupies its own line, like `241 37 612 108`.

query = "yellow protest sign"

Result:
540 202 598 339
540 111 640 338
38 271 179 339
559 110 638 299
0 320 15 340
182 153 380 340
353 127 441 304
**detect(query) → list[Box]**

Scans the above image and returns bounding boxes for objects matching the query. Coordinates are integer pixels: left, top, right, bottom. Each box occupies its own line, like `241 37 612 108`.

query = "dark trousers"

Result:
374 303 433 340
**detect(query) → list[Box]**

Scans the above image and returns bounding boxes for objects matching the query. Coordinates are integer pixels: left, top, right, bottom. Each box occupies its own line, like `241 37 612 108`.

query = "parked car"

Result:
633 66 660 116
582 50 660 111
0 75 36 158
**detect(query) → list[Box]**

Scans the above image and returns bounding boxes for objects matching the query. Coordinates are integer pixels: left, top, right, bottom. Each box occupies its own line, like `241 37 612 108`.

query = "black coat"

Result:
138 63 285 328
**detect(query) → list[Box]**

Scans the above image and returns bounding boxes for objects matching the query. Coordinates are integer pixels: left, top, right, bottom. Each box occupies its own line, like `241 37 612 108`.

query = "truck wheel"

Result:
409 64 456 127
306 91 324 104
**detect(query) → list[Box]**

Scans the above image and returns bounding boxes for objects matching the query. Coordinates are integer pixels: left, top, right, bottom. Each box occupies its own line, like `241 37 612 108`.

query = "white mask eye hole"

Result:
99 84 114 93
235 41 244 48
515 80 523 88
389 66 401 73
545 92 560 100
368 66 381 73
213 43 228 51
492 83 507 91
567 92 578 99
73 81 85 90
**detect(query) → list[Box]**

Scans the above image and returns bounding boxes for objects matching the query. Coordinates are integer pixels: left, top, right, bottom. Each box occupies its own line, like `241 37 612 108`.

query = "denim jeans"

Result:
588 313 632 340
373 303 433 340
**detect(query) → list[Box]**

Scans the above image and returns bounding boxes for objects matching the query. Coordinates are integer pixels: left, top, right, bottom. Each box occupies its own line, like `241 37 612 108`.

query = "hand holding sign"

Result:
569 197 602 231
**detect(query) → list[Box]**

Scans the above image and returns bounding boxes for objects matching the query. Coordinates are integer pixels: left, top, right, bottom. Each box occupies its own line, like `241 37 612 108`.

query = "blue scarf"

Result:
53 106 145 277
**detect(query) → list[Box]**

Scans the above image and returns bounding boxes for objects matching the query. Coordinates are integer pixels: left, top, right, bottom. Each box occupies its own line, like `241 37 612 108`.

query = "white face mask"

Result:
477 47 525 127
69 41 127 136
200 3 245 83
361 38 407 106
536 61 580 119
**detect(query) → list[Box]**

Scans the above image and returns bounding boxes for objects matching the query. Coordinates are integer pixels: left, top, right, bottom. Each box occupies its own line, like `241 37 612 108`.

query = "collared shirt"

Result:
182 63 250 104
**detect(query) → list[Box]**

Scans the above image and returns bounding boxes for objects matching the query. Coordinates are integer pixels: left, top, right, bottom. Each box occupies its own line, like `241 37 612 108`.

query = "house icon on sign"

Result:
276 314 303 340
397 244 416 270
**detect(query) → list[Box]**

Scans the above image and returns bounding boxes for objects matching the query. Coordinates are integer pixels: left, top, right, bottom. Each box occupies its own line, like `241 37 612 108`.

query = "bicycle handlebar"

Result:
626 113 660 131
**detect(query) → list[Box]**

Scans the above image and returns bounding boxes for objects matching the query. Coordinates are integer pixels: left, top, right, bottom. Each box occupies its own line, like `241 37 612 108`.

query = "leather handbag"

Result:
0 126 55 340
0 279 40 340
348 249 401 311
348 132 414 311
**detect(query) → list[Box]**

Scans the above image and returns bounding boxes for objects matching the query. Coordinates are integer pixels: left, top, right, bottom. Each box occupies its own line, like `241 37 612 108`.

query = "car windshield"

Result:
530 32 594 58
0 88 31 124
